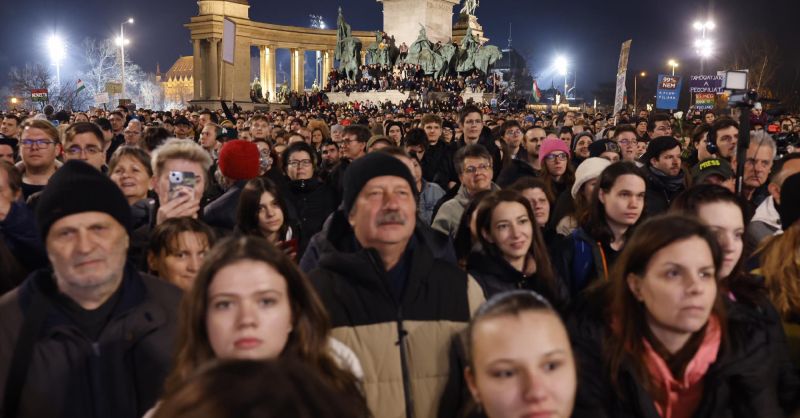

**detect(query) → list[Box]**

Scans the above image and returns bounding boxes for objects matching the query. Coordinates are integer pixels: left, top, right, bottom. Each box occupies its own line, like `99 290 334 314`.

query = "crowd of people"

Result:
326 64 491 95
1 97 800 418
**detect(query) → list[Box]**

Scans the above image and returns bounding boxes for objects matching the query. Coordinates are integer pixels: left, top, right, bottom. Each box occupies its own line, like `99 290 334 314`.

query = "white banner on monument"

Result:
222 18 236 64
613 39 632 115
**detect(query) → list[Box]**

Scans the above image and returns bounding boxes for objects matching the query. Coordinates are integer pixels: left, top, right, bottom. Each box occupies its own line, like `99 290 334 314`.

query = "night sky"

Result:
1 0 798 101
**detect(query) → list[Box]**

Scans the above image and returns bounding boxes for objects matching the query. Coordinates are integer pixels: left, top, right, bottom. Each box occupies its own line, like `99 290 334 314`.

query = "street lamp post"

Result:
693 20 715 74
668 59 679 76
554 55 568 103
48 35 65 86
117 18 134 101
634 71 646 112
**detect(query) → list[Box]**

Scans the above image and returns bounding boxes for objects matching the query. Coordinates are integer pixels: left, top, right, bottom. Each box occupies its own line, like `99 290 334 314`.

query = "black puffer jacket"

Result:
282 178 336 254
725 277 800 414
0 265 181 418
568 288 786 418
466 249 568 311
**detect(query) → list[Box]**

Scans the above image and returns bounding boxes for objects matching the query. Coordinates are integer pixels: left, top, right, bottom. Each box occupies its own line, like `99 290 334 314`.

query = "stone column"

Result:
208 37 220 99
360 49 367 66
322 50 333 89
192 39 204 100
290 48 305 92
260 45 276 101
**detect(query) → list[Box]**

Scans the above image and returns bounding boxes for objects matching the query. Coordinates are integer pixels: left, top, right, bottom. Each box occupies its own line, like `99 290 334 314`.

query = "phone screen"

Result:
168 171 197 201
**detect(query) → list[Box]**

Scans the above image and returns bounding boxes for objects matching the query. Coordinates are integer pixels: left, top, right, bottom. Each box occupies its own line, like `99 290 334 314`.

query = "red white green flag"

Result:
532 79 542 102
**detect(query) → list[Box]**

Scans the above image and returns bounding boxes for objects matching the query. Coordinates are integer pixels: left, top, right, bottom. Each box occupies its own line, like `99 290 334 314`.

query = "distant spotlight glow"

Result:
554 56 568 75
128 17 134 24
48 35 65 64
693 20 715 31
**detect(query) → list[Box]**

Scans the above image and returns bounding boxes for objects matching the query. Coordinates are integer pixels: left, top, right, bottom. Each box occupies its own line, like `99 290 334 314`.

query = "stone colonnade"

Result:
187 0 372 104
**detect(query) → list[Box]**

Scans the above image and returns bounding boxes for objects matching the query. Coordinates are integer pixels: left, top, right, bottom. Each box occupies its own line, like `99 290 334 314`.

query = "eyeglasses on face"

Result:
65 145 103 157
287 159 313 167
544 152 568 162
463 163 492 175
21 139 55 149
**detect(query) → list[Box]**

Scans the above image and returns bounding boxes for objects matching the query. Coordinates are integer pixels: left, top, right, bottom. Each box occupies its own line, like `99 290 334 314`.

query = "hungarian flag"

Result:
532 80 542 102
76 79 85 93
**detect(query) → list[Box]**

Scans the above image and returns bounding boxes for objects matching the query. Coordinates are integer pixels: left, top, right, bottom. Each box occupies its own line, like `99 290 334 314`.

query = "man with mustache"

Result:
0 160 181 417
308 152 484 418
641 136 686 216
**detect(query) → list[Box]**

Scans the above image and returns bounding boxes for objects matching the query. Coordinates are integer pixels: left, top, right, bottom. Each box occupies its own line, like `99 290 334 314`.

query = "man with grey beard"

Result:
307 152 484 418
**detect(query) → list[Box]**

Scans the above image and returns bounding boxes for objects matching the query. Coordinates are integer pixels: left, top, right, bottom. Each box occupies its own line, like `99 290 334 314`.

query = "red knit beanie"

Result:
218 140 260 180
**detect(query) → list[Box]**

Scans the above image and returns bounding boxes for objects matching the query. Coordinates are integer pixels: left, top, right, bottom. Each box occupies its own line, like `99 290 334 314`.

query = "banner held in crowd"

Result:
695 92 716 110
656 74 682 110
689 75 724 93
613 39 632 115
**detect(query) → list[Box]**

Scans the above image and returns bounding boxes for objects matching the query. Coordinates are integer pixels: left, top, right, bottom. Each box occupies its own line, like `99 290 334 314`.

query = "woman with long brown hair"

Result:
671 184 800 412
570 214 784 417
160 236 368 416
468 189 566 310
554 162 646 298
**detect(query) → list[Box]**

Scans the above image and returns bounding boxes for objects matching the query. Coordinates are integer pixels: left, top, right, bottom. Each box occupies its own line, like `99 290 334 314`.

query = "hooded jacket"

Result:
747 196 782 250
0 265 181 418
308 211 484 418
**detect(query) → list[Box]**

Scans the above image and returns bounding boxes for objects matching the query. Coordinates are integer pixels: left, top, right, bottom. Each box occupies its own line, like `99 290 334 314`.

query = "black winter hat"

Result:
174 116 192 127
779 172 800 230
640 136 681 165
36 160 132 239
588 139 621 158
342 152 418 215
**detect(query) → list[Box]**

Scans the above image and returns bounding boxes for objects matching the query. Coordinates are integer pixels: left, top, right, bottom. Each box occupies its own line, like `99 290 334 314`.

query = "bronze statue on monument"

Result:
460 0 479 16
335 8 362 80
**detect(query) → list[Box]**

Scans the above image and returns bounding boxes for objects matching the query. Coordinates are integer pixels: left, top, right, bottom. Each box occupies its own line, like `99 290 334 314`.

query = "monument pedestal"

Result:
452 13 489 44
378 0 460 46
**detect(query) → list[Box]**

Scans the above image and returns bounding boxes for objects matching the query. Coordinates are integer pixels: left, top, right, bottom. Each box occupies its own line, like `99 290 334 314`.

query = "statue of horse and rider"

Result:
335 8 362 81
335 1 502 81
